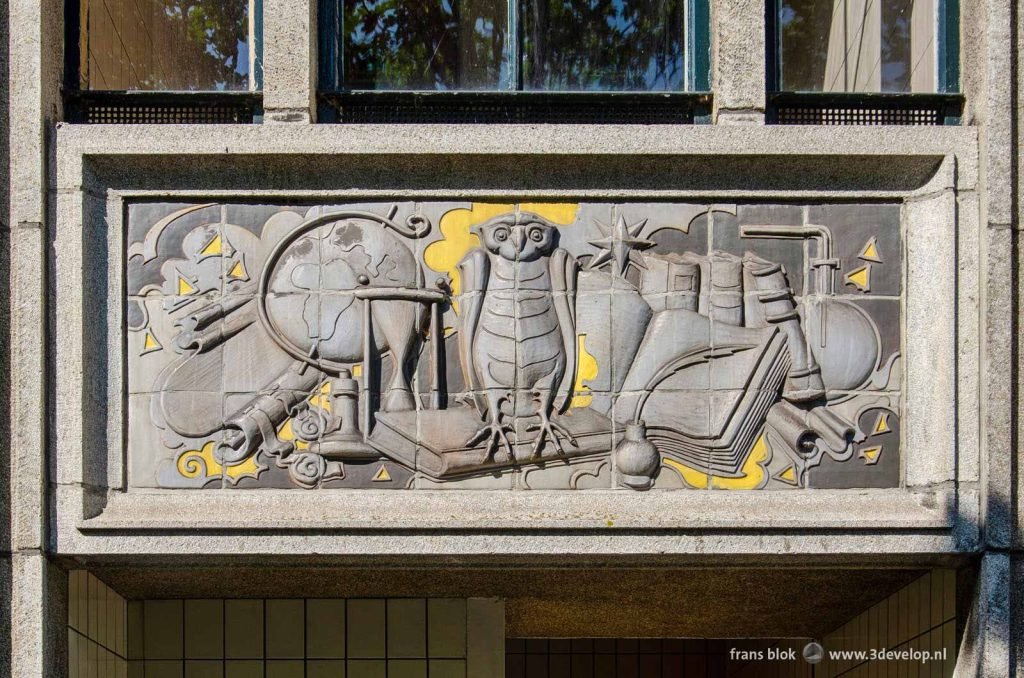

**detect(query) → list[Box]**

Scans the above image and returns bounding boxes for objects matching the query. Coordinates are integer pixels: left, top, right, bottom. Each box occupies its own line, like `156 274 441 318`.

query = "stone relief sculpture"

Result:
458 215 580 460
127 201 902 490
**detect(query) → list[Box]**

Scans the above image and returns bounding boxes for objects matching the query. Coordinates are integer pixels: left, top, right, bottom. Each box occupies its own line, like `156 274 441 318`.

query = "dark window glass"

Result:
323 0 705 92
76 0 257 91
777 0 946 93
342 0 508 90
521 0 686 91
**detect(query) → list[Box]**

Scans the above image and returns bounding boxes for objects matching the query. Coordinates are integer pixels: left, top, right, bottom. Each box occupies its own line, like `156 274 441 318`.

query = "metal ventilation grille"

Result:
775 106 941 125
64 92 262 124
767 93 963 126
319 92 711 124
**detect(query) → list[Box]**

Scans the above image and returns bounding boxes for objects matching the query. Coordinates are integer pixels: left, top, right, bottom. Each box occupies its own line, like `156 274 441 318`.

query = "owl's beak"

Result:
510 228 525 252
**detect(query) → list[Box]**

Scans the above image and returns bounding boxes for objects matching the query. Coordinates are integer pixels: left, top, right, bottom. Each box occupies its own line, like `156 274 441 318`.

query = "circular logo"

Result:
803 641 824 664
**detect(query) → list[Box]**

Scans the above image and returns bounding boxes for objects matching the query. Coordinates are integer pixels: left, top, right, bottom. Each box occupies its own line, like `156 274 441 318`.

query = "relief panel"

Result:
125 201 901 490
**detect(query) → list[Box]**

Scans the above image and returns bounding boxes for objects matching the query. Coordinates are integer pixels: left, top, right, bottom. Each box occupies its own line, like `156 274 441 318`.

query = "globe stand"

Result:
310 368 379 460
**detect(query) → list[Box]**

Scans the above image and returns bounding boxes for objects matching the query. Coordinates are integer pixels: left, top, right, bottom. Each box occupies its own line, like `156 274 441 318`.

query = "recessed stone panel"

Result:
126 201 904 490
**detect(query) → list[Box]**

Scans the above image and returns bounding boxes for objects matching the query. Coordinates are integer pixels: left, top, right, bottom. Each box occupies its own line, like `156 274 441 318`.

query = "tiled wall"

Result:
121 597 498 678
126 201 901 492
68 571 129 678
818 569 957 678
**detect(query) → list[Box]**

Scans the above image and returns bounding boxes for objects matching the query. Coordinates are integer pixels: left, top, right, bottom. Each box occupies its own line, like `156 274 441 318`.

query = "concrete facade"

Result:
2 0 1023 676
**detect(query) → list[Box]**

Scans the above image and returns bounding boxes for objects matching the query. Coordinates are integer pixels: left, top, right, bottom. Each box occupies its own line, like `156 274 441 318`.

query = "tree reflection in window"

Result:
521 0 685 91
337 0 687 91
78 0 255 91
343 0 508 90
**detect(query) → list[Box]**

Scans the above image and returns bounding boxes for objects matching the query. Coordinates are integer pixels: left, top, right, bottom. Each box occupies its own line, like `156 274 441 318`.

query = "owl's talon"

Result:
467 421 515 463
527 416 577 458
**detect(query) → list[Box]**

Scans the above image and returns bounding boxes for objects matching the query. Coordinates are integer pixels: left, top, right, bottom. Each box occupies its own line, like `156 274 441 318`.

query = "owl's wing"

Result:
456 248 490 417
549 248 580 414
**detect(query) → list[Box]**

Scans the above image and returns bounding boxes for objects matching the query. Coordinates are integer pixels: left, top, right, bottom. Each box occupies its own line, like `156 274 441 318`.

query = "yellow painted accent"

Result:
425 204 504 300
177 441 218 478
519 203 579 224
277 383 333 452
844 264 872 292
424 203 579 306
662 433 772 490
859 237 882 262
177 275 196 296
872 412 891 435
777 465 798 485
372 464 392 482
305 383 333 413
662 457 708 489
226 455 262 480
308 381 332 412
352 364 363 378
277 418 309 451
176 440 261 480
860 445 883 464
228 260 247 279
142 331 161 353
571 333 599 408
200 233 223 257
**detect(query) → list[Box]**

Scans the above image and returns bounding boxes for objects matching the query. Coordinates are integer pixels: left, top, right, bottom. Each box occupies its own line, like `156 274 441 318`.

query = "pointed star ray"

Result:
586 216 655 276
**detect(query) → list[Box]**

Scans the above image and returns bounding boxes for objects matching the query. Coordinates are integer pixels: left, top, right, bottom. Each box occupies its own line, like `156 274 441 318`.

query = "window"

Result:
70 0 261 91
768 0 960 124
65 1 263 123
318 0 710 123
322 0 708 92
773 0 958 94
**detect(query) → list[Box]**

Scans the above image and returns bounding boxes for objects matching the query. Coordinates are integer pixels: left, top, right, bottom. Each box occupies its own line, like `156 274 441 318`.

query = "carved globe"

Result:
260 216 421 369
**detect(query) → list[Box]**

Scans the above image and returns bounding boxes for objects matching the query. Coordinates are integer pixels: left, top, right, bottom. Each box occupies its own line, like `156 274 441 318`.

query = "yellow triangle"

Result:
372 464 392 482
228 260 247 279
177 275 196 296
140 331 162 355
872 412 891 435
778 465 797 484
860 445 883 464
859 238 882 263
200 233 222 257
844 264 871 292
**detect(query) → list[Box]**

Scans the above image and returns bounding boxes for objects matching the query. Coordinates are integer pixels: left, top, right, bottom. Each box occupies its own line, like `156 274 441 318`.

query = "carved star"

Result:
586 216 654 276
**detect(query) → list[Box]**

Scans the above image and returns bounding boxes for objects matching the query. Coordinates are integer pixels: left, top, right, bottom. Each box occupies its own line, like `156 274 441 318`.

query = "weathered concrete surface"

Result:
9 554 66 678
0 556 9 678
262 0 317 123
6 2 64 678
711 0 765 122
904 188 959 487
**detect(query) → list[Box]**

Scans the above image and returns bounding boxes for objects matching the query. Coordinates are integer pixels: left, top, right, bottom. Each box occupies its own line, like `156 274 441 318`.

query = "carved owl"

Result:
456 213 580 460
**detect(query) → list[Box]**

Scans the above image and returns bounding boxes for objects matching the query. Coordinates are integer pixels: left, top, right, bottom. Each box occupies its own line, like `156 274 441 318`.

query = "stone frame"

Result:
50 124 980 557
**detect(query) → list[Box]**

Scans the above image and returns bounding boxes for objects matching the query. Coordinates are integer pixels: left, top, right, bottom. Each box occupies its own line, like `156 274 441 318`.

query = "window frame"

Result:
765 0 963 125
317 0 711 123
62 0 265 123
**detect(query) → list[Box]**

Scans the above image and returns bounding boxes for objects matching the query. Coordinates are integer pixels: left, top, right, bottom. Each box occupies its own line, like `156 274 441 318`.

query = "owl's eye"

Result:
494 228 510 242
529 228 544 242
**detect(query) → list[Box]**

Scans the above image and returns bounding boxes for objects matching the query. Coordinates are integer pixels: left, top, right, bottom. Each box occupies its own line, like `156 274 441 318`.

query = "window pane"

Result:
778 0 939 92
342 0 508 90
521 0 686 91
78 0 256 91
